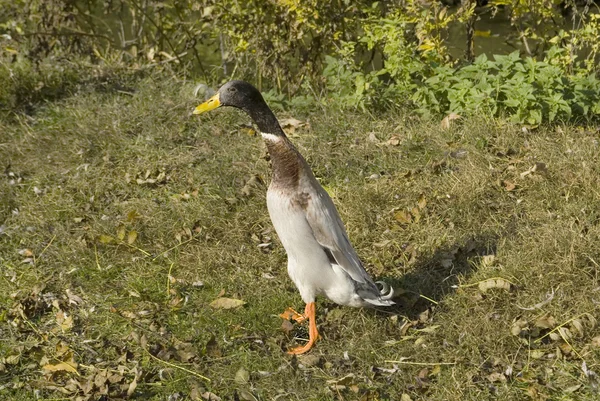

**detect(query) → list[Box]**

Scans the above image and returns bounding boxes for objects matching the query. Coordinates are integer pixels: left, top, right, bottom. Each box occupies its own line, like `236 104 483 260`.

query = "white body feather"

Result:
262 133 394 308
267 188 366 307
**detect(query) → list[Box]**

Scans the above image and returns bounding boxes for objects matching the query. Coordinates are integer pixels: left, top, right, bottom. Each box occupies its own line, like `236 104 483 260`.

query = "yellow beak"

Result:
193 92 221 115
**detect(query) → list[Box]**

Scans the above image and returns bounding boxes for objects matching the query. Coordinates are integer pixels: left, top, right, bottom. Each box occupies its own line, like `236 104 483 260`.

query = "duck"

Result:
193 80 394 354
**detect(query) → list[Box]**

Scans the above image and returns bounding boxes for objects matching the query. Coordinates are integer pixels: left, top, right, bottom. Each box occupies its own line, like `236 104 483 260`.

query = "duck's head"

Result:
193 80 265 115
193 80 281 134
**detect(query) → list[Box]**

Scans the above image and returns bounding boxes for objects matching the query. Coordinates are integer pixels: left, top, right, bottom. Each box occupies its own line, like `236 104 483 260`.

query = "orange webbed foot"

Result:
279 307 306 323
286 302 319 355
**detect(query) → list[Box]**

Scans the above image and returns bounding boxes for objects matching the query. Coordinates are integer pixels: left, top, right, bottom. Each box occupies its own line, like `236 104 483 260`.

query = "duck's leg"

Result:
287 302 318 355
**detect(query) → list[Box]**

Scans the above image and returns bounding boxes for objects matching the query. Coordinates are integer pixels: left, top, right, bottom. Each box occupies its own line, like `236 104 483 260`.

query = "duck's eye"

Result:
228 87 236 93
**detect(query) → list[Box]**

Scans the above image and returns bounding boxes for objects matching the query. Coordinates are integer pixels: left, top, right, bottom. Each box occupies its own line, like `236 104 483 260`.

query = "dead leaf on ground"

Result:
326 373 357 390
478 255 495 269
440 113 461 130
127 230 138 244
385 135 400 146
18 248 34 257
280 117 308 136
478 278 512 292
511 319 529 336
394 210 412 224
535 315 556 329
43 361 79 375
201 392 222 401
209 297 246 309
503 180 516 191
56 310 74 331
235 367 250 385
281 319 294 335
520 162 548 178
487 372 507 383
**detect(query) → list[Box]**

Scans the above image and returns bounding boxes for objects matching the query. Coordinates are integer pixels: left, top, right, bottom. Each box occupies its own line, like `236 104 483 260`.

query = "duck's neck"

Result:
247 106 283 136
247 108 303 190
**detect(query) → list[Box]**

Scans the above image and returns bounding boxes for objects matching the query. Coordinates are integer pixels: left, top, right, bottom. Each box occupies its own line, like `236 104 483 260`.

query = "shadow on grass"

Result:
381 234 499 320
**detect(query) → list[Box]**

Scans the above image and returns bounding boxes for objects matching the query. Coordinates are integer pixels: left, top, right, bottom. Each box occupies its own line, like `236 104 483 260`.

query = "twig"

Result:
152 236 195 261
385 360 456 366
166 261 175 297
143 347 210 382
37 234 57 262
419 294 438 305
23 31 112 42
535 312 594 343
94 244 102 270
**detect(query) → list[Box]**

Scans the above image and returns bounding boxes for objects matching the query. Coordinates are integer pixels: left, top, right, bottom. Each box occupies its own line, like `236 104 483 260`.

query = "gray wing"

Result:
302 183 376 286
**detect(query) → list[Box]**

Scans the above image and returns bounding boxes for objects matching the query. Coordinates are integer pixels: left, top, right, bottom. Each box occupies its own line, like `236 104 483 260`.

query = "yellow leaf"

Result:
440 113 461 129
56 310 73 331
209 298 246 309
418 194 427 210
474 30 492 38
127 210 141 222
418 43 435 51
43 361 79 374
117 226 126 241
127 230 138 245
394 210 412 224
98 235 114 244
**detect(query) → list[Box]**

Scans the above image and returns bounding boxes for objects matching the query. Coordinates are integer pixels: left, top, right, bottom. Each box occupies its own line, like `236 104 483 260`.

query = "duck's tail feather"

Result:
361 281 395 307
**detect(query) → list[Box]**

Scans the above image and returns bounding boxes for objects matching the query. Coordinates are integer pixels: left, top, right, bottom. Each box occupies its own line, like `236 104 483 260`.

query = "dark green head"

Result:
193 80 281 134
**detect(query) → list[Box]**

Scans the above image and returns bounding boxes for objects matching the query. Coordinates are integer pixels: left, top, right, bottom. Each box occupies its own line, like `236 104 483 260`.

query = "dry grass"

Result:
1 75 599 400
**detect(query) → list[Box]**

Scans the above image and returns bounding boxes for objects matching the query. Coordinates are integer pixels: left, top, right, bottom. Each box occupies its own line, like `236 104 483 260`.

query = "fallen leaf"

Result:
56 310 73 331
511 319 528 336
175 342 197 362
281 319 294 335
326 373 356 386
127 210 141 222
201 392 222 401
98 235 114 244
564 384 582 393
127 376 137 396
394 210 412 224
210 297 246 309
43 361 79 374
206 336 222 358
440 113 461 130
297 354 321 368
367 132 379 143
385 135 400 146
487 372 507 382
127 230 138 244
418 194 427 210
480 255 496 268
503 180 516 191
18 249 33 257
280 117 307 136
534 315 556 329
478 278 512 292
235 367 250 385
117 226 126 241
530 349 545 359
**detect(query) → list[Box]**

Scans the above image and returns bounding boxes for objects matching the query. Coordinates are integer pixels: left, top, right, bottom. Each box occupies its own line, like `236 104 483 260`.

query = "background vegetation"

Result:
1 0 600 122
1 1 600 400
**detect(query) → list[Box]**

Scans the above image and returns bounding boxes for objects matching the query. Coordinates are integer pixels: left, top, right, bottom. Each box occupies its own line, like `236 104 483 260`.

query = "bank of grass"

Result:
1 75 599 400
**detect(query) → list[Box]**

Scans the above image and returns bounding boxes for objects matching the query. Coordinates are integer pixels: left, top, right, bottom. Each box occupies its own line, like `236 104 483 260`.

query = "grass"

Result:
1 73 599 400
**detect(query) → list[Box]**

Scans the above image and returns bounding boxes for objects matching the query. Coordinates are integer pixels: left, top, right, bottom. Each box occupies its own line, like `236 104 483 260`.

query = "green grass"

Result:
1 75 599 400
